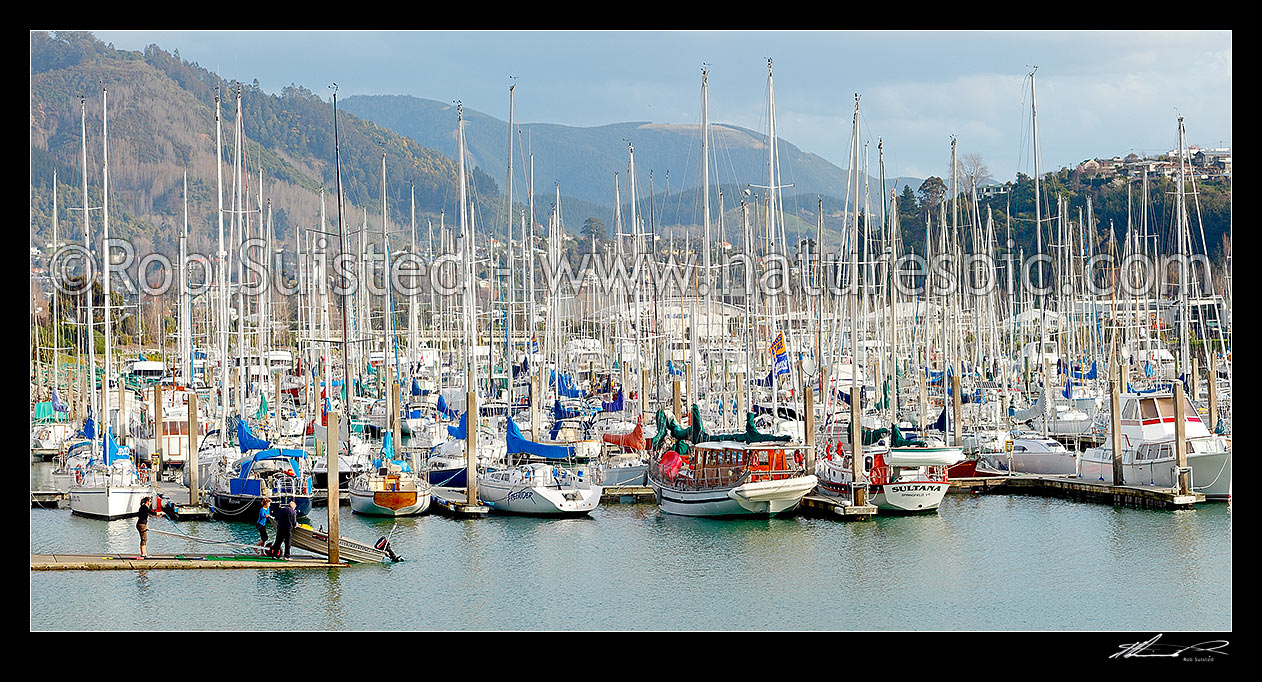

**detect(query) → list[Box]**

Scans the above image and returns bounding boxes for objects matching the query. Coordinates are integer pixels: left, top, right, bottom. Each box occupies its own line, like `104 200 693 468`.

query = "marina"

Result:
29 29 1231 638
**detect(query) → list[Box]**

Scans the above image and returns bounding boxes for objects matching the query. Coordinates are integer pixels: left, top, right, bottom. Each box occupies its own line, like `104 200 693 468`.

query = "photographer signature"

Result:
1110 634 1229 659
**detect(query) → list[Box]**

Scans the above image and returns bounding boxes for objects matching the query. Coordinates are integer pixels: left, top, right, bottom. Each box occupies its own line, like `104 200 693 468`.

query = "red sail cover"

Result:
602 423 646 451
659 451 684 481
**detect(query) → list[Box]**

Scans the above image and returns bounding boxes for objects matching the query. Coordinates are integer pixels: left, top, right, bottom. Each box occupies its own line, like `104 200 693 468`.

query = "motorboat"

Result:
1079 390 1231 500
980 435 1077 475
649 440 817 517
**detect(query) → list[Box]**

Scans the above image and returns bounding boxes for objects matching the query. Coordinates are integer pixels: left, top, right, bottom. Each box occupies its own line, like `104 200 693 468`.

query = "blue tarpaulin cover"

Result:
507 418 574 459
553 399 582 421
1071 361 1098 380
238 448 304 480
447 411 468 440
601 390 624 412
237 418 272 453
437 394 460 419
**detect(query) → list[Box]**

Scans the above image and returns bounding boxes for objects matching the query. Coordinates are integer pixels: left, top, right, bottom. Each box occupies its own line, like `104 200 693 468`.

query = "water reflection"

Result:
31 462 1231 631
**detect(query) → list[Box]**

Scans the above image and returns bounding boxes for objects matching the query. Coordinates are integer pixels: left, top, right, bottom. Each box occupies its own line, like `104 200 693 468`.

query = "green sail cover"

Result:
651 406 791 451
890 423 927 447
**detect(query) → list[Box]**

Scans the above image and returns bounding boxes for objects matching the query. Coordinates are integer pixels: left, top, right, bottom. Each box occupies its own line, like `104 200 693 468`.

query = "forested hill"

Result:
341 94 902 212
30 31 497 258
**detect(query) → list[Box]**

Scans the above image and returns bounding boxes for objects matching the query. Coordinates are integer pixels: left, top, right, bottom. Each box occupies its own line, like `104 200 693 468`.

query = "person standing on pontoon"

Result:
256 498 273 548
137 496 165 559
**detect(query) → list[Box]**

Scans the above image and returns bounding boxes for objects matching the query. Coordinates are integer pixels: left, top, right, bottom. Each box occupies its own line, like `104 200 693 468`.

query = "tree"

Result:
581 216 606 244
961 152 990 194
917 177 947 219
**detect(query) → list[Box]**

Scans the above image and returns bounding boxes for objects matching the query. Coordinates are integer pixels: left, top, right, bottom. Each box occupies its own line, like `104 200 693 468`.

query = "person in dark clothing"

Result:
137 496 165 558
256 498 273 547
270 500 297 558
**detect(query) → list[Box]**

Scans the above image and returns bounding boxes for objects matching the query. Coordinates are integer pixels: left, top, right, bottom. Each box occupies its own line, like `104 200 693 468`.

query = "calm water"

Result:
30 462 1231 630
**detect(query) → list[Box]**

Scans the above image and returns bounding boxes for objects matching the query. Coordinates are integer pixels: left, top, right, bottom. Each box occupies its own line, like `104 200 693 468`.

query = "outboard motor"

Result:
374 536 402 563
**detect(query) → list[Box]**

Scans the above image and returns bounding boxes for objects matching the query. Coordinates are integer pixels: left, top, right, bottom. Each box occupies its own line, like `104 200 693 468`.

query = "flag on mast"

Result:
769 331 790 377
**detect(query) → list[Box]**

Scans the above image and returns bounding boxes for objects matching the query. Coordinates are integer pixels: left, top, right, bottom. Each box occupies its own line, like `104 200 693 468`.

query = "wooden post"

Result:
1042 357 1052 434
850 378 864 506
466 389 478 506
118 382 128 446
721 356 731 426
1110 361 1123 485
804 379 815 470
153 384 164 478
1173 382 1189 494
1190 356 1199 400
919 369 928 433
530 372 540 441
327 409 340 564
672 379 682 421
274 371 282 439
951 373 963 447
1207 354 1218 431
684 362 692 410
187 392 199 506
391 380 402 449
641 367 650 418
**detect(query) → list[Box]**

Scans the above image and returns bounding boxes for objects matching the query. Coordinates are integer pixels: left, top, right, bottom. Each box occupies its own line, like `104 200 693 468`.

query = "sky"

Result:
90 30 1232 182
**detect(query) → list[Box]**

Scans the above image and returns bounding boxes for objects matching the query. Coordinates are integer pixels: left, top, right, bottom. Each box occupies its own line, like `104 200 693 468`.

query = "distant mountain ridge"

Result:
342 94 923 224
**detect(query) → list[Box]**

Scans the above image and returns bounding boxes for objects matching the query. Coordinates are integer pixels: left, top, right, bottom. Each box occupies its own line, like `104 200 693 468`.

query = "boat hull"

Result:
649 475 816 517
349 486 431 516
477 479 602 516
1079 450 1231 500
290 524 389 563
211 493 312 520
981 451 1077 475
68 484 153 520
428 466 468 489
870 481 950 512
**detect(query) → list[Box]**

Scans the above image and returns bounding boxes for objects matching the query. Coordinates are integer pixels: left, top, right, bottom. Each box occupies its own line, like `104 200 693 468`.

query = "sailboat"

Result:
67 86 156 519
477 419 602 515
348 431 431 516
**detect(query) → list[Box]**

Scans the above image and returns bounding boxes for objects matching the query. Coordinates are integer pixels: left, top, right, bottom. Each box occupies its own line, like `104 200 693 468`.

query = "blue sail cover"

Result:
411 377 422 396
447 411 468 440
601 390 624 413
81 417 96 440
553 399 582 421
507 418 574 459
104 427 129 464
436 394 460 419
667 360 684 376
51 388 68 413
933 407 947 433
372 431 412 472
550 370 585 398
1062 376 1075 400
239 448 304 480
1071 361 1098 380
512 356 531 378
946 385 984 404
237 418 272 453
